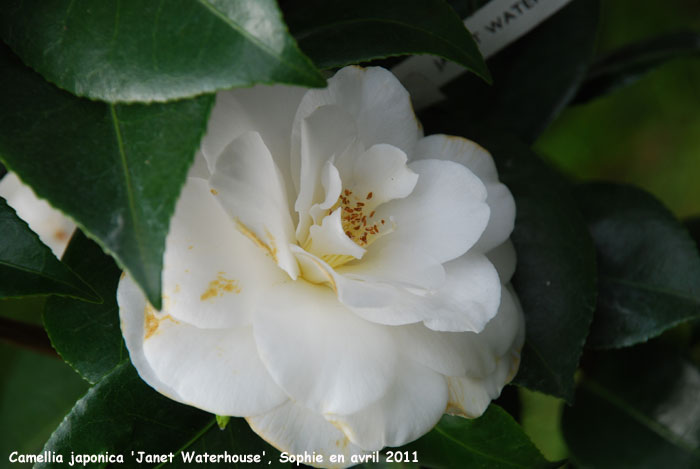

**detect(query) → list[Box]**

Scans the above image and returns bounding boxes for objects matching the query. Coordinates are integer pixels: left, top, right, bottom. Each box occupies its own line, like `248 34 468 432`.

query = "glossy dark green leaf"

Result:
284 0 489 82
404 406 558 469
0 296 46 325
166 419 284 468
562 344 700 468
44 231 127 384
0 45 213 309
420 0 599 143
574 32 700 104
447 0 491 19
0 342 88 458
485 134 597 401
37 362 215 469
686 216 700 247
37 361 281 468
1 0 325 103
0 197 98 302
577 183 700 349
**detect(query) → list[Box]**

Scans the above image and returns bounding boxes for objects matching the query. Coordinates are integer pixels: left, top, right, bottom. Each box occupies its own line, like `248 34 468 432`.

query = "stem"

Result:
0 317 58 357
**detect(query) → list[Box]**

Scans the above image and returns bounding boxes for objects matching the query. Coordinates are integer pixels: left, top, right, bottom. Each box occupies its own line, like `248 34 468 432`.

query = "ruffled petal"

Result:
200 84 306 184
119 274 287 416
0 172 75 256
330 361 447 450
412 135 515 252
291 245 441 326
415 252 502 333
394 286 524 379
344 252 501 333
162 177 287 328
292 66 422 191
307 208 366 260
247 400 366 468
295 105 359 243
118 273 183 402
253 280 397 415
375 159 490 264
210 131 299 279
345 144 418 207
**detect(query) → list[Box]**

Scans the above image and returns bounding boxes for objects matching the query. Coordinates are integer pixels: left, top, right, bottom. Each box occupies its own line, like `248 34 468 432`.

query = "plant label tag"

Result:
393 0 574 109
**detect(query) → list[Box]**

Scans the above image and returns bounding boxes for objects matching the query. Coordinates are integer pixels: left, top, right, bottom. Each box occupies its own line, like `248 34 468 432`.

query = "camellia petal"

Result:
376 158 490 264
163 177 287 329
253 280 398 415
330 360 448 451
0 172 75 256
295 105 359 243
119 275 287 416
412 135 516 252
394 287 523 379
291 66 423 191
210 131 300 279
247 400 366 467
200 85 306 179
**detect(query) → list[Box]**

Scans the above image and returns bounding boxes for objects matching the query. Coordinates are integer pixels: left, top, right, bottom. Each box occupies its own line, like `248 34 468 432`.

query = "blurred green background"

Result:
537 0 700 218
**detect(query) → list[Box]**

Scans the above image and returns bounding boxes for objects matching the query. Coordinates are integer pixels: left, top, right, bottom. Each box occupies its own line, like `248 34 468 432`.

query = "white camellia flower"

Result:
0 172 75 257
118 66 524 465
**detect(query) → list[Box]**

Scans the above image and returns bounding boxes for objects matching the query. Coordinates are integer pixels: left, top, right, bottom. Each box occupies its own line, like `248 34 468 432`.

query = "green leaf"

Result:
38 361 281 468
420 0 599 143
44 231 127 384
574 31 700 104
576 183 700 349
37 362 210 469
166 418 284 468
485 134 597 401
0 342 89 458
562 344 700 468
447 0 491 19
0 197 98 302
519 388 568 462
0 296 46 325
0 44 213 309
403 406 558 469
1 0 325 103
284 0 490 82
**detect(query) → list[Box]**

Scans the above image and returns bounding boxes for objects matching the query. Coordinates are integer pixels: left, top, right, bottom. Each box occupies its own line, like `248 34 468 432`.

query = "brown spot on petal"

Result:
210 188 218 195
53 229 68 241
445 377 481 419
200 272 241 301
143 304 178 340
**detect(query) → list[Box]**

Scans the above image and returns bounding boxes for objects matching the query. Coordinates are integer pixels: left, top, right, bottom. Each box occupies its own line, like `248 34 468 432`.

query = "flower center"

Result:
337 189 385 248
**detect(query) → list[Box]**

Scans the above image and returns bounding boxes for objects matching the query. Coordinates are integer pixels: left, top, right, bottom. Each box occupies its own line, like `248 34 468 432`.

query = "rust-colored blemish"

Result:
200 272 241 301
188 245 194 250
236 220 277 262
53 229 68 241
335 437 349 450
210 188 218 195
445 378 479 419
264 229 278 262
144 305 178 340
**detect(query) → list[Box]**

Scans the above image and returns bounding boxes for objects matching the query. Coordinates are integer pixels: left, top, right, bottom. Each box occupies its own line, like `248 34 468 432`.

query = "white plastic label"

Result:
392 0 574 109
